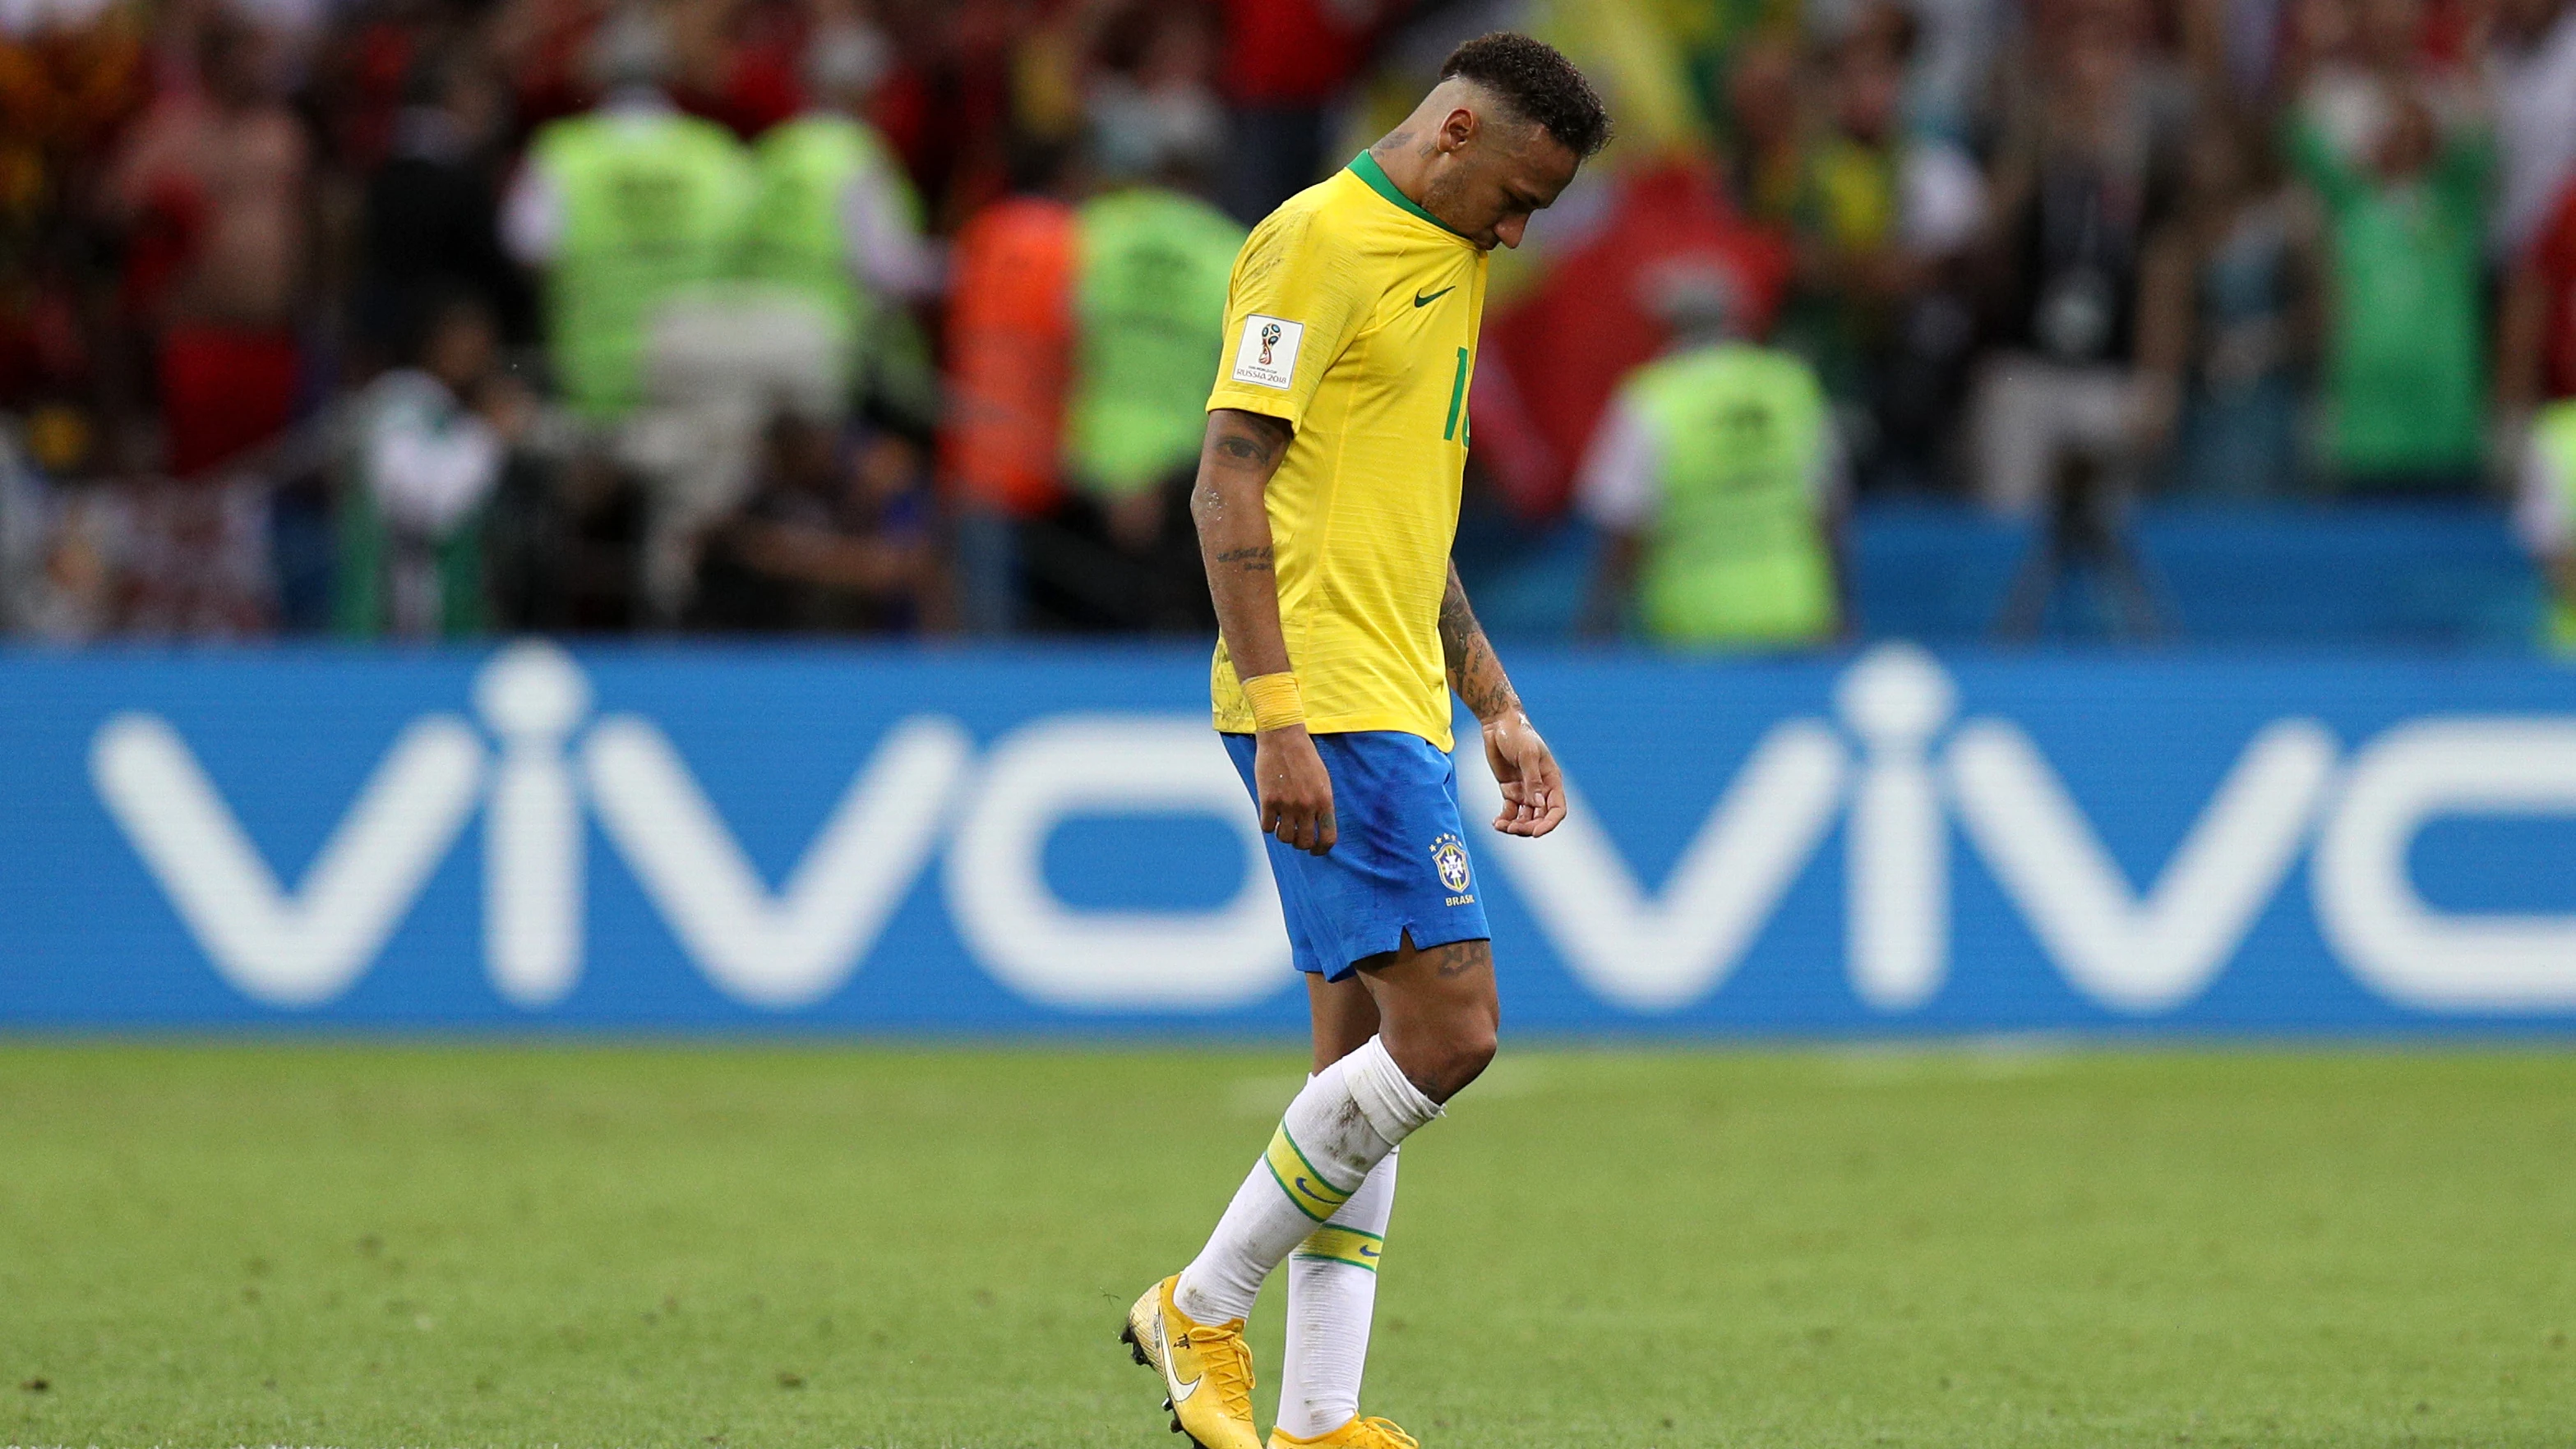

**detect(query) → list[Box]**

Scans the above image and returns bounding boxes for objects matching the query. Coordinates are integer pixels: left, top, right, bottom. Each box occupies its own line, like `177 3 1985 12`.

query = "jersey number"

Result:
1443 347 1469 442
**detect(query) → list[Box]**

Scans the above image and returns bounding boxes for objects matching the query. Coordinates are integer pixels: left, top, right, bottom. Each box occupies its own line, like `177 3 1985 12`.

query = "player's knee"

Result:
1420 1014 1495 1102
1378 1010 1492 1102
1430 944 1498 1094
1448 1021 1498 1086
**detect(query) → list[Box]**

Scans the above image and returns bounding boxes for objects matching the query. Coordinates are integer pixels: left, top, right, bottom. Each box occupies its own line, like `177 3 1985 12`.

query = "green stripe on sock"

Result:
1291 1224 1384 1271
1275 1126 1352 1205
1263 1154 1332 1224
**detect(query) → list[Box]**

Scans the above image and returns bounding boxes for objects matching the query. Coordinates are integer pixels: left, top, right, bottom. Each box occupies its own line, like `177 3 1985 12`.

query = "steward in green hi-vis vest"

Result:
533 110 749 419
736 113 919 382
1067 187 1246 496
2537 400 2576 653
1625 343 1840 646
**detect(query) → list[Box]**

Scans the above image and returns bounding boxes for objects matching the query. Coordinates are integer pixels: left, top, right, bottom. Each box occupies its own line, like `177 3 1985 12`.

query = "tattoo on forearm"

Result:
1194 413 1293 542
1439 566 1521 722
1213 545 1274 572
1207 410 1291 470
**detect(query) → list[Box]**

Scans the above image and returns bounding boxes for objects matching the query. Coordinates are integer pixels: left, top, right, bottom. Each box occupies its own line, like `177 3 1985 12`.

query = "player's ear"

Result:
1438 105 1477 154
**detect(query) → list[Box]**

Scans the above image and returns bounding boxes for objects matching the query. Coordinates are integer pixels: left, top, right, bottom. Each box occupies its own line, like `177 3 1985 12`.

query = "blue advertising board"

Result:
4 641 2575 1034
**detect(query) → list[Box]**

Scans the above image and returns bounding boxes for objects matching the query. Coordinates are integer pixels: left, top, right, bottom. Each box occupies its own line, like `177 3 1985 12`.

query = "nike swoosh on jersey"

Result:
1412 287 1455 307
1154 1303 1202 1404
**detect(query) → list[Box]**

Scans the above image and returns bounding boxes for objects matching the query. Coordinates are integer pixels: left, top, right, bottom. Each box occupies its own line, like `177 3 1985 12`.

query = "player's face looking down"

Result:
1410 89 1581 250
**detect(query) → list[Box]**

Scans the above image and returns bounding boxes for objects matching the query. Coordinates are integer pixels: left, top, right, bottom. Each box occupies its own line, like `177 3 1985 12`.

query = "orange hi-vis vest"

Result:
939 196 1075 519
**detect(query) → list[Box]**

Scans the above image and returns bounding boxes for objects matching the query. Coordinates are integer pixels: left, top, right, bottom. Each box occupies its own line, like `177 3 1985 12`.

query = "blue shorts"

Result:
1224 730 1493 981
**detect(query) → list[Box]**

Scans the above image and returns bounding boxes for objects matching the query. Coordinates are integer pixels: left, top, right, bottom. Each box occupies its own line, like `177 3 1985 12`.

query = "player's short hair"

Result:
1440 33 1613 159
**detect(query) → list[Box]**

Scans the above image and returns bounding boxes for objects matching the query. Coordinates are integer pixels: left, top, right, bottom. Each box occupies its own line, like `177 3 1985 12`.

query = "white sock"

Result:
1276 1147 1396 1439
1174 1036 1439 1325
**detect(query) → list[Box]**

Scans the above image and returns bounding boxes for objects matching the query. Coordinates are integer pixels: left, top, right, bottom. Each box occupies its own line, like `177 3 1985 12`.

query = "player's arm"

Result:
1438 561 1567 838
1193 406 1337 856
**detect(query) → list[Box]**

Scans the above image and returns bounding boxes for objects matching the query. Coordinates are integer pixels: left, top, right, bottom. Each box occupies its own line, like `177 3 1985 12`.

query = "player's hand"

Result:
1255 726 1337 855
1481 712 1567 838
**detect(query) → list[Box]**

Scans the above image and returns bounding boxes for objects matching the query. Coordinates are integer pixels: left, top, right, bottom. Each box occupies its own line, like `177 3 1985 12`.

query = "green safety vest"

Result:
1623 343 1840 648
1068 187 1247 496
534 109 749 419
2539 401 2576 653
736 113 919 369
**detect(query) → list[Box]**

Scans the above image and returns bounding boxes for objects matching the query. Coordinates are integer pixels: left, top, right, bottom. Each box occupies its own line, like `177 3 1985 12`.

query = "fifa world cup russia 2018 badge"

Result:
1258 322 1282 367
1430 833 1474 906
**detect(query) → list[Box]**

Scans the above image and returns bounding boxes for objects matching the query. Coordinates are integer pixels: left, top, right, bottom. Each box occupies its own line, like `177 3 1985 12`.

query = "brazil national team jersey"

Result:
1205 153 1488 752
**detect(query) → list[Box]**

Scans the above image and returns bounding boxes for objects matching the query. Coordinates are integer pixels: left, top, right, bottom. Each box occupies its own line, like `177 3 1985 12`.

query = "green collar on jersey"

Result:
1349 150 1467 238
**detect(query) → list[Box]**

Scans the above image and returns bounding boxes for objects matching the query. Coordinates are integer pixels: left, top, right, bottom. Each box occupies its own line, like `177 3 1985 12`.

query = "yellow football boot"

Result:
1269 1416 1421 1449
1119 1274 1260 1449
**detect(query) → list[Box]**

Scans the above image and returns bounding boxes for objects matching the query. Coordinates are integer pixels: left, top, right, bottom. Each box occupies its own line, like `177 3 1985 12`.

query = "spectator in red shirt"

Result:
1215 0 1383 224
107 16 311 479
2499 175 2576 420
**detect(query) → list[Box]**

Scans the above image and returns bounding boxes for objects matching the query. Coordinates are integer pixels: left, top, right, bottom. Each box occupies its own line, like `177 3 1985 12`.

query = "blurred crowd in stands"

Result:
2 0 2574 645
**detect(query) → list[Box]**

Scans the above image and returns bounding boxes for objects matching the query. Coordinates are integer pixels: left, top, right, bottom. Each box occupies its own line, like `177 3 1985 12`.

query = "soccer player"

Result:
1121 34 1611 1449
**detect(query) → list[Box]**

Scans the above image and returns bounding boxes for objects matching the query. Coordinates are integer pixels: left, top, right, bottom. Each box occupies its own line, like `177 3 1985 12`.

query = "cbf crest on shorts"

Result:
1429 832 1474 906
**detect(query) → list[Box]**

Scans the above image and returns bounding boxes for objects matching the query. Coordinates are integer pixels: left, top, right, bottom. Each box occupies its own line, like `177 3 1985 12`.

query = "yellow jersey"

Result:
1205 152 1489 750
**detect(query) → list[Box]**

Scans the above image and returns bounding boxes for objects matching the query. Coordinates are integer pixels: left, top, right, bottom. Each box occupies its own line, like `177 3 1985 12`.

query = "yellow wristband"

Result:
1240 672 1305 732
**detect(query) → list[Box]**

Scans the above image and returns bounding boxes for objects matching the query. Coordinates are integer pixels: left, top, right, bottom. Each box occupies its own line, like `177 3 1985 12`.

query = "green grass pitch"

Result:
2 1042 2571 1447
